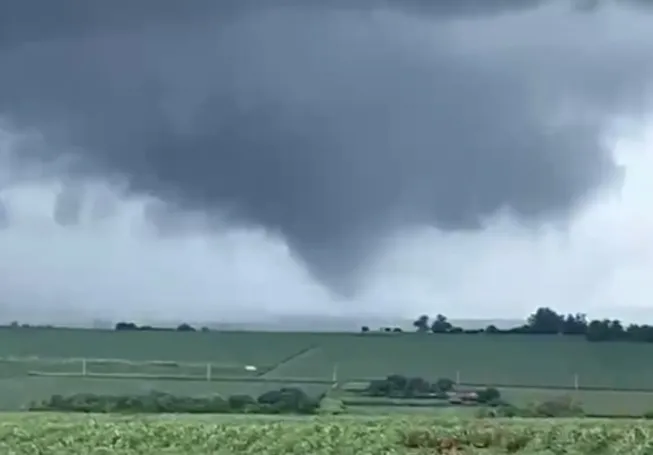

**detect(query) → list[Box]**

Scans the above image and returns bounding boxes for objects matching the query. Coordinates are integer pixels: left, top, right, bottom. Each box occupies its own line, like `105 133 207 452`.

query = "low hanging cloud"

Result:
1 1 653 324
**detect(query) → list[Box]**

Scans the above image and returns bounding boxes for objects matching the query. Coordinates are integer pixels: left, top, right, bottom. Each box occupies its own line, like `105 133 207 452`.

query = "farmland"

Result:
3 327 653 416
2 413 653 454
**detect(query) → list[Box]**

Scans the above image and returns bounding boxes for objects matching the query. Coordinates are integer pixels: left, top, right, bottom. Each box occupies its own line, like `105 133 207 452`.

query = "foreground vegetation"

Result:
2 413 653 454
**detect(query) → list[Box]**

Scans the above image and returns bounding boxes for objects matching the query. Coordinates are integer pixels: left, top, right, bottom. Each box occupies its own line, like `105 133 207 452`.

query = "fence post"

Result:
456 370 460 386
82 358 87 377
206 363 212 382
573 373 579 390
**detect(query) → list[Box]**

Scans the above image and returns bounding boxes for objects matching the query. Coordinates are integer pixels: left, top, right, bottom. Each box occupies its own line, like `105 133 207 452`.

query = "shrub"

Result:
386 375 408 391
317 397 346 415
476 387 501 404
228 394 257 411
114 321 138 331
176 323 196 332
529 396 584 417
366 379 392 397
476 404 520 418
404 377 431 397
363 374 457 398
435 378 455 392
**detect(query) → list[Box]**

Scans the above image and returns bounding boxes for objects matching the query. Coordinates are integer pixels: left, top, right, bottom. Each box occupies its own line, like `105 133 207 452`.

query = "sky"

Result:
1 0 653 325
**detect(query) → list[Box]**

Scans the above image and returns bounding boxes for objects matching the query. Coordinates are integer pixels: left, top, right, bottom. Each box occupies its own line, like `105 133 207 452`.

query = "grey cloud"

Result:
53 183 83 227
0 197 8 229
1 1 652 294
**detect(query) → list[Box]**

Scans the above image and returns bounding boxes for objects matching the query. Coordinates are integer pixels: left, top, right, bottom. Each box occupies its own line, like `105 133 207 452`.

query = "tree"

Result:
435 377 455 392
561 313 588 335
527 307 564 334
360 326 370 333
176 323 196 332
485 324 499 334
477 387 501 404
585 320 610 341
115 321 138 331
431 314 452 333
413 315 430 332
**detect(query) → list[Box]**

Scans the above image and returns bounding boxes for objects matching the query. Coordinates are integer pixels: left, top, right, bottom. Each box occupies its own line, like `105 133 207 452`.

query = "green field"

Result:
2 328 652 389
3 327 653 416
2 413 653 454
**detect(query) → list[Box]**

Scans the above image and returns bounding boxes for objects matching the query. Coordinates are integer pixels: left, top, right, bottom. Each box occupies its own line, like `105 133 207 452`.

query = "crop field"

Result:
3 327 653 415
2 413 653 454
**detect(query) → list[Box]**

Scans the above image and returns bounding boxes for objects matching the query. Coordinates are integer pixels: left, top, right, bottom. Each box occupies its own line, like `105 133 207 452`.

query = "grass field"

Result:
3 327 653 416
2 328 653 389
2 413 653 454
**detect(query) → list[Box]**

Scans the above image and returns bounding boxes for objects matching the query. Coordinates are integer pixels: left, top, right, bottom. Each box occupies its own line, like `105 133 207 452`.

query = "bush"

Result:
435 378 455 393
478 396 585 419
529 396 584 417
476 387 501 404
114 321 138 331
176 323 196 332
476 404 520 418
317 397 346 415
30 388 320 415
228 394 257 411
363 374 457 398
404 377 431 397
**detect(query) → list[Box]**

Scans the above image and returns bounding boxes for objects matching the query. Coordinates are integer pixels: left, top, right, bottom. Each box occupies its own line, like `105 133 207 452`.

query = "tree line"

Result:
30 387 325 415
402 307 653 342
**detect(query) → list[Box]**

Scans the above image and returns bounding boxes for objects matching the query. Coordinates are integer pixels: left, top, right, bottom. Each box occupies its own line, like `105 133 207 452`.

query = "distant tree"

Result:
561 313 588 335
360 326 370 333
413 315 430 332
430 314 452 333
176 323 196 332
435 377 455 392
585 319 613 342
527 307 564 334
626 324 653 343
386 374 408 391
608 319 625 340
477 387 501 404
392 327 403 333
405 377 431 396
366 379 392 397
201 326 211 332
115 321 138 331
485 324 499 334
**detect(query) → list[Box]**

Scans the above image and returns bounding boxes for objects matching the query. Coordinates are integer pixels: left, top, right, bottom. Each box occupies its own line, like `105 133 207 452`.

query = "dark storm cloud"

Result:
0 1 652 294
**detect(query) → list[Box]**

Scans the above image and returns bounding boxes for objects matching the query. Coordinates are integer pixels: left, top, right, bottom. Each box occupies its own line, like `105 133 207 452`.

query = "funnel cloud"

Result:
1 1 653 322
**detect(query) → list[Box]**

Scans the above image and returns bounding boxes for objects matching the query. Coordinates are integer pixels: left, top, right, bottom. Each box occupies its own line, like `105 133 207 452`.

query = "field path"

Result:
259 344 322 379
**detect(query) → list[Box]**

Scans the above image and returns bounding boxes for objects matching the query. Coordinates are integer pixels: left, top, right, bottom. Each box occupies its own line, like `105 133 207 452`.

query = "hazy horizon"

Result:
2 1 653 324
